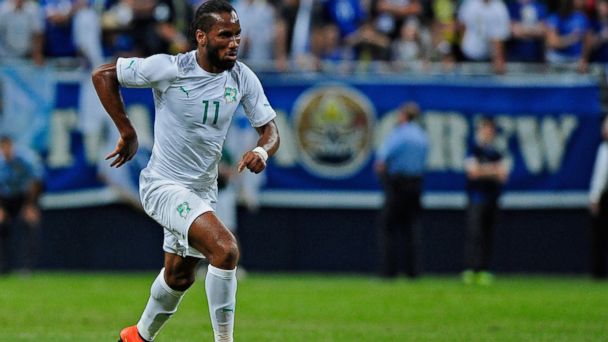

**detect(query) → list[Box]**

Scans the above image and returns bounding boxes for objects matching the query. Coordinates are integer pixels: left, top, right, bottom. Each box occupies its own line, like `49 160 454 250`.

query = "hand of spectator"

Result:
22 203 40 225
493 58 506 75
33 54 44 67
590 201 600 216
577 59 589 74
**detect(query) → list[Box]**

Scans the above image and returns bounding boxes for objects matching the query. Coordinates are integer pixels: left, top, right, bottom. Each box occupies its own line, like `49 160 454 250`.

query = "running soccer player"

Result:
91 1 280 341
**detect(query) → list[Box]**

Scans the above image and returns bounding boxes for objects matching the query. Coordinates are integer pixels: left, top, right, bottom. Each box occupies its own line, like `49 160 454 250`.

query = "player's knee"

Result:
164 270 195 292
211 241 239 269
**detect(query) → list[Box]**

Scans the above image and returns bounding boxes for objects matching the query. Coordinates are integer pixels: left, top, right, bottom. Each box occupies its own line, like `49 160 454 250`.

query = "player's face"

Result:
205 11 241 71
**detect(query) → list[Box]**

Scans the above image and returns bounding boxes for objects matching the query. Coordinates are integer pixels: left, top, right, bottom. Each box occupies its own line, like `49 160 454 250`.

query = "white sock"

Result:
137 268 185 341
205 265 237 342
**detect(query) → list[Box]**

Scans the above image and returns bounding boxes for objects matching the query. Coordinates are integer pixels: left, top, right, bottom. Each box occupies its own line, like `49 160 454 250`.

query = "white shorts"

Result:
140 170 218 258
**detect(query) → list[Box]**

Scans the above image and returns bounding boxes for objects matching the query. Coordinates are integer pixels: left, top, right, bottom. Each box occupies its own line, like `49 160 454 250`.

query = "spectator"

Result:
462 117 508 285
275 0 300 70
0 0 45 65
371 0 422 40
322 0 366 38
345 19 391 61
581 0 608 65
375 102 429 279
40 0 80 58
508 0 548 63
105 0 192 57
0 135 44 274
391 18 426 64
233 0 277 67
546 0 591 67
457 0 510 73
430 0 458 66
588 115 608 279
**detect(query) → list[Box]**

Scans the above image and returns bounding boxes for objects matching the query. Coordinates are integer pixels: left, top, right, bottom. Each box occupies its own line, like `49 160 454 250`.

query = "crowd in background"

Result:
2 0 608 73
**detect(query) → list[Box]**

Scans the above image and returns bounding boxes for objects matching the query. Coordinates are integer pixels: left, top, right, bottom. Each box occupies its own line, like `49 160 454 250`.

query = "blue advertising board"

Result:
1 66 601 209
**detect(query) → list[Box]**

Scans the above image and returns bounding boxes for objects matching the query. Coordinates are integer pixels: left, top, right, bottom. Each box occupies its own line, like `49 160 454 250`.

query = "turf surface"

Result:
0 272 606 341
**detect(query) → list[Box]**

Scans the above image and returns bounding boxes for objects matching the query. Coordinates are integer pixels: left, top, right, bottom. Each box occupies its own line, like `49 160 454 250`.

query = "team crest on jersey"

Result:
177 202 191 219
224 87 237 102
293 85 375 178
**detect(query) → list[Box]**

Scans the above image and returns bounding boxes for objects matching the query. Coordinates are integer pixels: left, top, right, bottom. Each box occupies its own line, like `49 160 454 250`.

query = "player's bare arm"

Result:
237 120 280 174
91 63 138 168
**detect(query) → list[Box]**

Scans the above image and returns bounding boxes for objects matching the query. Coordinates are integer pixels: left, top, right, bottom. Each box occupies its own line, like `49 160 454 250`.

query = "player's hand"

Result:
237 151 266 174
106 132 138 168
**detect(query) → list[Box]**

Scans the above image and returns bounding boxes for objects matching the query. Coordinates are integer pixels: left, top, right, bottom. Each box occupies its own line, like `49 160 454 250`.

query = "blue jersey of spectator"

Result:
508 0 548 62
546 10 590 62
323 0 366 37
377 113 428 177
40 0 77 57
591 19 608 62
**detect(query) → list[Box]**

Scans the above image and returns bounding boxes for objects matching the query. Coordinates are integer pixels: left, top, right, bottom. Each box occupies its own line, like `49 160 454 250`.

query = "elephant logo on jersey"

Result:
224 87 237 103
293 85 375 178
177 202 191 219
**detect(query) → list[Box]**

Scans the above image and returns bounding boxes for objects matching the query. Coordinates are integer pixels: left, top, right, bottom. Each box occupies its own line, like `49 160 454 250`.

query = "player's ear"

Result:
196 29 207 46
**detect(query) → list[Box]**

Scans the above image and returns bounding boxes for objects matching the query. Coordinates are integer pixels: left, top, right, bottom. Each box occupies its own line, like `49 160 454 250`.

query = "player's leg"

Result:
402 189 423 278
464 203 483 272
0 205 9 274
134 253 200 341
188 212 239 342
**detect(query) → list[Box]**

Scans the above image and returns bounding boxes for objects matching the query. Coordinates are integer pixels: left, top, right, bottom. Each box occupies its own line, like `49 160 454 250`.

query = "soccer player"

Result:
91 1 280 341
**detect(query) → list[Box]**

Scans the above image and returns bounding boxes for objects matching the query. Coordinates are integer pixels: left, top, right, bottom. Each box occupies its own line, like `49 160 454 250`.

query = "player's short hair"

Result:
189 0 237 42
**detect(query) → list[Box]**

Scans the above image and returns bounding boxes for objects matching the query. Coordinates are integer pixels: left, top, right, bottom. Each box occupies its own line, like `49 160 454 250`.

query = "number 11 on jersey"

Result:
202 100 220 125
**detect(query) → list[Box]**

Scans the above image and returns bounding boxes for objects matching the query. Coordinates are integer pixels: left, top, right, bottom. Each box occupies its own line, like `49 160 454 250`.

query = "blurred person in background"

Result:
507 0 548 63
457 0 510 73
0 0 45 65
233 0 277 68
375 102 429 279
588 115 608 279
40 0 80 58
371 0 422 40
430 0 458 68
104 0 192 57
322 0 367 39
345 18 392 62
580 0 608 66
391 18 428 66
0 135 44 274
545 0 592 69
92 1 280 341
462 117 508 285
275 0 300 70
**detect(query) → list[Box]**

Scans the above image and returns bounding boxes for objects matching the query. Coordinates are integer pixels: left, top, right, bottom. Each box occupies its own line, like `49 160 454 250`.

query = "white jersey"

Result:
116 50 276 188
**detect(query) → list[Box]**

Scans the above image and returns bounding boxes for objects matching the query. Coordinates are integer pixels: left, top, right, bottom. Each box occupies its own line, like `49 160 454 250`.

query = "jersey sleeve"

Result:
239 64 276 128
116 54 178 92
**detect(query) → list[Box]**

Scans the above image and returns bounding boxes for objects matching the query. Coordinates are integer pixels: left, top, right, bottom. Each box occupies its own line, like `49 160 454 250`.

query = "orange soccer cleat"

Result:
118 325 148 342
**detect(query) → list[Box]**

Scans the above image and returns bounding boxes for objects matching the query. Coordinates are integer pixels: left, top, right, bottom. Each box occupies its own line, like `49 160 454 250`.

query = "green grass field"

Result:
0 272 606 341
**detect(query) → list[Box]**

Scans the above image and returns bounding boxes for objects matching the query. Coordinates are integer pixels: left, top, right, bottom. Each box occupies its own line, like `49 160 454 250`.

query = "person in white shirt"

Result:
92 1 280 341
589 115 608 279
458 0 510 73
0 0 45 65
